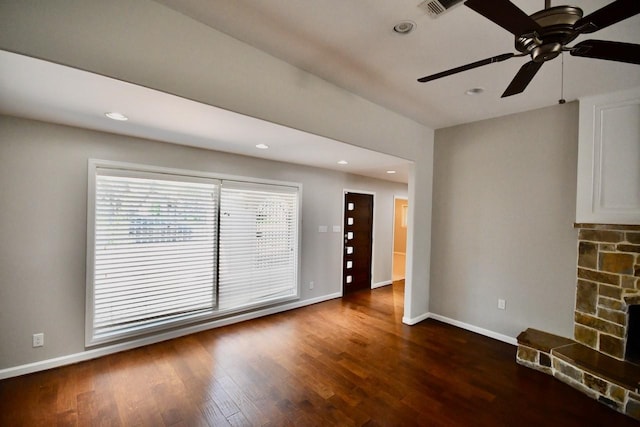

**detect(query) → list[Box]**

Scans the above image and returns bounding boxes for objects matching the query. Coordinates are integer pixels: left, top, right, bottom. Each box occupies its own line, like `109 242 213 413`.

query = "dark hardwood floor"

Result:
0 281 634 426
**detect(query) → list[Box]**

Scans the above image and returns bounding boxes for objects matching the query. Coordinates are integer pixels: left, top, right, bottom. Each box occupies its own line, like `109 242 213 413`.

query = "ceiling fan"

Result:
417 0 640 97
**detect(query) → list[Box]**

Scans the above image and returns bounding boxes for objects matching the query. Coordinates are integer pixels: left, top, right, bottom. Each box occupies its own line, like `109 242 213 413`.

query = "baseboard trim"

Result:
402 312 430 325
429 313 517 346
0 292 342 380
372 280 392 289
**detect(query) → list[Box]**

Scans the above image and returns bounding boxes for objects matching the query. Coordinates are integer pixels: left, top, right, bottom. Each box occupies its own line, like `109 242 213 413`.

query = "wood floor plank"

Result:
215 375 268 426
0 281 636 426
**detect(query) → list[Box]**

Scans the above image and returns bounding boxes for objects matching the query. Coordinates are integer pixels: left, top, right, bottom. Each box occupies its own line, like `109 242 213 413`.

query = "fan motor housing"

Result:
515 6 583 61
531 43 564 62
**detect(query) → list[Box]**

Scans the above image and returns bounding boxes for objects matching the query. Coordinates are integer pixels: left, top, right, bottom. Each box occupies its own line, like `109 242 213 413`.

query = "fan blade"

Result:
571 40 640 64
501 61 543 98
465 0 542 37
574 0 640 34
417 53 514 83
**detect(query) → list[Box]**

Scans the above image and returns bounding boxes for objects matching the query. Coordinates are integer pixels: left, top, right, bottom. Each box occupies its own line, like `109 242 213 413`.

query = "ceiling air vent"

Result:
418 0 464 17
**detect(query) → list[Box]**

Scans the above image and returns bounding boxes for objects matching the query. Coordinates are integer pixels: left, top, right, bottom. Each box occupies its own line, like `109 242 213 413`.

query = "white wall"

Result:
0 115 407 371
430 102 579 339
0 0 435 325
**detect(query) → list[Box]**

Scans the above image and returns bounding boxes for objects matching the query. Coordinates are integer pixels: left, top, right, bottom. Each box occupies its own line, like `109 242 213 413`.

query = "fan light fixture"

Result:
105 112 128 121
386 170 397 174
337 160 349 165
255 144 269 149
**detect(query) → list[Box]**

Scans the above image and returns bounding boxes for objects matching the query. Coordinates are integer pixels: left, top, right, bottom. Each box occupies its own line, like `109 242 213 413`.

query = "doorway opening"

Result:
392 197 408 282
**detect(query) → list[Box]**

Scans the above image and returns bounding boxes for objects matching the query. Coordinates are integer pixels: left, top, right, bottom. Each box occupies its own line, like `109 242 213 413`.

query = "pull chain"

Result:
559 52 566 104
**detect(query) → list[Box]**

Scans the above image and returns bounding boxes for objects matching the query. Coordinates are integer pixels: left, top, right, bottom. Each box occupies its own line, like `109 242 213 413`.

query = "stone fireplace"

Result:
575 224 640 361
516 223 640 420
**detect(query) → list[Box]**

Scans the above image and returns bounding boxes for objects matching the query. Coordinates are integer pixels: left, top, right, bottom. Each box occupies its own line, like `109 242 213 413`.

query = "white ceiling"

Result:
0 50 412 183
155 0 640 129
1 1 638 186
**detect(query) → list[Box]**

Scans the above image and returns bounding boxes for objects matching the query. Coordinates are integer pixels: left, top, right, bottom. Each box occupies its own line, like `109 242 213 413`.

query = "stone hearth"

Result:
517 328 640 419
517 224 640 421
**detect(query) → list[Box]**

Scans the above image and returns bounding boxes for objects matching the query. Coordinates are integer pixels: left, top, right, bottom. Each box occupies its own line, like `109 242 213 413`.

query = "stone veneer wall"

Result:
575 224 640 360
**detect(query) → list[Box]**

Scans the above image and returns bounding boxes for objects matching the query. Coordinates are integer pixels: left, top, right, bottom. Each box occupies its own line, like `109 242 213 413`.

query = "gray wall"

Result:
430 102 579 339
0 115 407 370
0 0 435 323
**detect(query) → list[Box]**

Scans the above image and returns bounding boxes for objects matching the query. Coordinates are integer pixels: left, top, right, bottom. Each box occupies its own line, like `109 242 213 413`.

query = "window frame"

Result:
86 159 302 346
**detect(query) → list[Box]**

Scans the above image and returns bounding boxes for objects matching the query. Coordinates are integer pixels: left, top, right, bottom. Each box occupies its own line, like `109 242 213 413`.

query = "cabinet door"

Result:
576 87 640 225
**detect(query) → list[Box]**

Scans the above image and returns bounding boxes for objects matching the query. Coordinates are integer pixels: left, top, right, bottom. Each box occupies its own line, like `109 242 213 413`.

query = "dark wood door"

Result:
343 192 373 294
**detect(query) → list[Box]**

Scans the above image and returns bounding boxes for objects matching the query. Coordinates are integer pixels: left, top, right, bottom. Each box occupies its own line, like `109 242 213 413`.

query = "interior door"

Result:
343 192 373 295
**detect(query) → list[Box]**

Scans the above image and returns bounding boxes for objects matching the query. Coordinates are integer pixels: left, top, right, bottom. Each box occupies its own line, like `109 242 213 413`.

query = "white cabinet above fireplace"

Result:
576 87 640 225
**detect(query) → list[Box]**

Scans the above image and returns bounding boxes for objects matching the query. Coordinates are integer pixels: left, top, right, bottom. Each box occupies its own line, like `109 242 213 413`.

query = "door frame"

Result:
341 189 376 296
392 195 409 282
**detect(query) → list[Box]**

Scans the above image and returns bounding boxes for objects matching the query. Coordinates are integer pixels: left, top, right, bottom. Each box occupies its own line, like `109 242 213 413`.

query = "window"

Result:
87 161 300 345
219 181 299 310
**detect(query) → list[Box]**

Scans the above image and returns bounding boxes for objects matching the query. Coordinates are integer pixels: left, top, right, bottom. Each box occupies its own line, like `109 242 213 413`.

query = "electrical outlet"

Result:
309 281 314 290
497 299 506 310
32 333 44 347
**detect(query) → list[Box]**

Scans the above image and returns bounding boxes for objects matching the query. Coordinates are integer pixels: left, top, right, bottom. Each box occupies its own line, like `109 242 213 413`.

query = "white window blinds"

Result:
87 162 300 345
91 169 219 342
219 181 299 310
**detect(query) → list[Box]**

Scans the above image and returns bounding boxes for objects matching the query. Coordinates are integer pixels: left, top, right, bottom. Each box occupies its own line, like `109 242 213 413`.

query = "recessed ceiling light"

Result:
386 170 397 174
105 112 128 121
255 144 269 149
393 20 416 34
465 87 484 96
337 160 348 165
